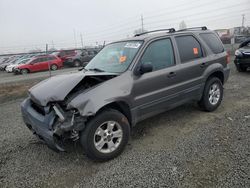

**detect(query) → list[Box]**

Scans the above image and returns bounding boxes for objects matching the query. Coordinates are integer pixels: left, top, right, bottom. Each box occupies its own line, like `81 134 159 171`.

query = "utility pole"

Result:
46 43 51 77
80 33 84 49
73 29 77 48
141 14 144 32
242 14 245 27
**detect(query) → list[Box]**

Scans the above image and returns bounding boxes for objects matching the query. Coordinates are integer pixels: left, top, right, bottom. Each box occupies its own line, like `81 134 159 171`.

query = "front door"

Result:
132 38 183 121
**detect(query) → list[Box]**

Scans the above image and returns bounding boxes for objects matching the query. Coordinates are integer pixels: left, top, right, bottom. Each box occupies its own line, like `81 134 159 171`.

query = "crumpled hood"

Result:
29 71 117 106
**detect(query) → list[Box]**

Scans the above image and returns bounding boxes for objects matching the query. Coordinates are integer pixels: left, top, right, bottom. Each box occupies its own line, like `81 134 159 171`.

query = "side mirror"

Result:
138 63 153 75
30 62 34 65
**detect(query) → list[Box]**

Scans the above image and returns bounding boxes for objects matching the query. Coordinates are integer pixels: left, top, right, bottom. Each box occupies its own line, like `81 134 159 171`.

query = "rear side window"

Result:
200 33 224 54
141 38 175 71
48 56 56 60
175 35 203 63
65 50 75 55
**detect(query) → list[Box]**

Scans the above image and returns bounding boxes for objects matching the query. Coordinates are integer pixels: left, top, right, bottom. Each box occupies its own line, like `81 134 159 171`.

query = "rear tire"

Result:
80 109 130 161
73 60 81 67
198 77 223 112
51 64 58 71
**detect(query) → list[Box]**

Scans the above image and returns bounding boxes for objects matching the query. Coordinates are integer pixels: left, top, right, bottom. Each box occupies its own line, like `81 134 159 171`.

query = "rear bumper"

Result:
21 98 65 151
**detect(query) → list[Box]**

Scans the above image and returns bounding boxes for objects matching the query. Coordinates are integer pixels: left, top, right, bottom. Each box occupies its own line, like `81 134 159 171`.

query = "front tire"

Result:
80 109 130 161
21 69 29 74
198 77 223 112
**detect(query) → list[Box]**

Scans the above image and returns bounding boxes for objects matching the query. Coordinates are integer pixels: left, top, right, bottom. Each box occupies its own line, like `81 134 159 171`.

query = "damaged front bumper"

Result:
21 98 85 152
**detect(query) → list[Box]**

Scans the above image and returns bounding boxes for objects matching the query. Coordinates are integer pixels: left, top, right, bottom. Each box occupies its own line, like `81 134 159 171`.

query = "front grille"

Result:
31 100 46 115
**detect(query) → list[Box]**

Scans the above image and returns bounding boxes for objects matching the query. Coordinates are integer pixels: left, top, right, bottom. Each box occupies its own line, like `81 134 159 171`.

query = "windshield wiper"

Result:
78 67 88 71
88 68 105 72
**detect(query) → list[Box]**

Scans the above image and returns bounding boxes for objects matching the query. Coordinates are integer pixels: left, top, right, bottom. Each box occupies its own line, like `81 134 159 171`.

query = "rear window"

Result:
65 50 75 55
175 35 203 63
200 33 224 54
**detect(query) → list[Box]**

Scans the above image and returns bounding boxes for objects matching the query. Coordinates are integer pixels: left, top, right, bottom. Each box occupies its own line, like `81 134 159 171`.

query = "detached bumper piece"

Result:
21 98 85 152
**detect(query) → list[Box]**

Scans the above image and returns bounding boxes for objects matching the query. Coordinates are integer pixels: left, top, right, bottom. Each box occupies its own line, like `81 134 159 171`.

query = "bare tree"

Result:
179 21 187 30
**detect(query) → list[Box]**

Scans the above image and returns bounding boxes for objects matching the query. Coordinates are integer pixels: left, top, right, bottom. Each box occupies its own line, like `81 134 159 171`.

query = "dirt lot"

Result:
0 61 250 188
0 67 78 85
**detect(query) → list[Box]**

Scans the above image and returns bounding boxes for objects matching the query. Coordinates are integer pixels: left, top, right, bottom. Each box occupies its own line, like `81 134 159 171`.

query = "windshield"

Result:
85 41 143 73
19 58 31 64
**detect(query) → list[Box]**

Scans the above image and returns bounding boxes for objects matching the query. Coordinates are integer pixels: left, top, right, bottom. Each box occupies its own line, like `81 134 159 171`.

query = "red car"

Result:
55 50 77 63
15 55 63 74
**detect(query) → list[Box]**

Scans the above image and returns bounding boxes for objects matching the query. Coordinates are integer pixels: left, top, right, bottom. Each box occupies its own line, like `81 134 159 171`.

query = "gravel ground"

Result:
0 62 250 188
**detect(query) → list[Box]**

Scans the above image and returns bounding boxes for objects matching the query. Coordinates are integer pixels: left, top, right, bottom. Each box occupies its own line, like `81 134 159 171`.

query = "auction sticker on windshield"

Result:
124 42 141 48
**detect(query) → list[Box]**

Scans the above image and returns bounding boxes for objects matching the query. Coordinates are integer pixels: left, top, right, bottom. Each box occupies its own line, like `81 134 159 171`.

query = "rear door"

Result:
39 57 50 70
132 38 184 120
173 34 208 99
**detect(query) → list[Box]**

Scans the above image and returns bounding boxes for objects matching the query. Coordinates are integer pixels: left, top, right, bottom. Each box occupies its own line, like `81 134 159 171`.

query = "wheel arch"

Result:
207 70 224 84
21 68 30 73
95 101 132 127
203 63 225 85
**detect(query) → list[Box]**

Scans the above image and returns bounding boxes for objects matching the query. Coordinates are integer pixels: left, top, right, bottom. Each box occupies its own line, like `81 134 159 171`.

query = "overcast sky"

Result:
0 0 250 53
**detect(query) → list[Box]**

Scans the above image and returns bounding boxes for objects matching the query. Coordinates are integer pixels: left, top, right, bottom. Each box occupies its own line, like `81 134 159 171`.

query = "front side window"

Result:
140 38 175 71
85 41 143 73
175 35 203 63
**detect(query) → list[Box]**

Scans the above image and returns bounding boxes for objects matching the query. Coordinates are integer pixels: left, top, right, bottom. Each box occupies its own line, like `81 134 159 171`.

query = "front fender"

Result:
67 72 133 117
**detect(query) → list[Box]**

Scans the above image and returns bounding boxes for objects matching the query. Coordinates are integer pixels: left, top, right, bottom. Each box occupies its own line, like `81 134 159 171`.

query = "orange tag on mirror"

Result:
119 56 127 63
193 48 198 55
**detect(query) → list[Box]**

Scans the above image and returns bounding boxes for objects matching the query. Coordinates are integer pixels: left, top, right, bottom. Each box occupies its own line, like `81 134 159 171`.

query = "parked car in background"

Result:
234 38 250 72
0 55 23 70
21 27 230 161
64 49 100 67
5 58 32 73
0 56 10 65
14 55 62 74
55 50 78 63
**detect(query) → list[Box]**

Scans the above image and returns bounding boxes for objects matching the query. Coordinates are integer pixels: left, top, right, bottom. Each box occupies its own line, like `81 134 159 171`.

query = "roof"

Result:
116 26 212 43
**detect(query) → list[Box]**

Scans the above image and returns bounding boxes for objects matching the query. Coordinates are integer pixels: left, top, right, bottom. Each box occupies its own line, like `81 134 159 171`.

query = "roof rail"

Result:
178 26 207 32
134 28 175 37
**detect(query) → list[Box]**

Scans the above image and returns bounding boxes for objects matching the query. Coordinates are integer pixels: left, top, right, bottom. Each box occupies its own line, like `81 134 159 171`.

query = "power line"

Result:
0 0 249 53
144 9 250 28
144 4 249 26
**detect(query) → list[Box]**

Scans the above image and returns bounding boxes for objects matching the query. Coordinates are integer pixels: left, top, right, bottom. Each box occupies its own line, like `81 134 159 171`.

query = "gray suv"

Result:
21 26 230 161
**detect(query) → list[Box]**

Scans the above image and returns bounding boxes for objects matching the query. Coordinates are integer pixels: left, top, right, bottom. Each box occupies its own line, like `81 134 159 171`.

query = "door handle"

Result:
200 62 207 68
167 72 176 78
